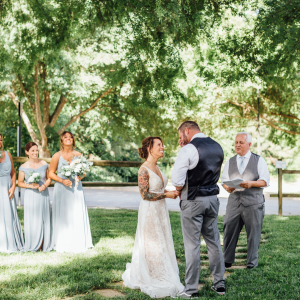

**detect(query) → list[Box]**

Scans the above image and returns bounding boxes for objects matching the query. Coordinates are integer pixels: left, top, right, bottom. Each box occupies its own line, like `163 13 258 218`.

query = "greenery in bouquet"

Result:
70 156 93 177
70 156 93 187
27 172 41 184
60 165 75 188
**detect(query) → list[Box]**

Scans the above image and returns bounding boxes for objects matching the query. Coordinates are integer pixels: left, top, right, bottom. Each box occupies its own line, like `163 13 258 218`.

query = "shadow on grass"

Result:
1 209 185 300
0 209 143 300
6 210 299 300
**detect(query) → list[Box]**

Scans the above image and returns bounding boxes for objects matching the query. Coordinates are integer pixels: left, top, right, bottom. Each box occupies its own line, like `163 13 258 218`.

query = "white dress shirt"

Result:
171 133 206 187
221 150 270 188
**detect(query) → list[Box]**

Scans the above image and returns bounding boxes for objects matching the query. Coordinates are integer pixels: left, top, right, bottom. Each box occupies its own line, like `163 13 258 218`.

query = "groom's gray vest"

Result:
181 137 224 200
228 153 264 207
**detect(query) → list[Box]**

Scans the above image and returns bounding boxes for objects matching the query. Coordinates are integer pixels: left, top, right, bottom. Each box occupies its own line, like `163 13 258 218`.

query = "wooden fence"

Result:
15 157 299 216
270 168 300 216
13 157 142 188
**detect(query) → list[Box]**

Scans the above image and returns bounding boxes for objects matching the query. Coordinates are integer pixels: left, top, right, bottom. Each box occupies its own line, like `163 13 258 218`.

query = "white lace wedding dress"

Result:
122 166 184 298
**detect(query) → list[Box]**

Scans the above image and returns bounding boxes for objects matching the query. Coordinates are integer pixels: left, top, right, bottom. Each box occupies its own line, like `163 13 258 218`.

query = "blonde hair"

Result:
60 131 76 150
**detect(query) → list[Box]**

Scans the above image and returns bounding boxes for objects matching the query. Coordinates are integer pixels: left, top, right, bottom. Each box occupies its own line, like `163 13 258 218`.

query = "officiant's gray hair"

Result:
178 121 200 132
236 132 252 143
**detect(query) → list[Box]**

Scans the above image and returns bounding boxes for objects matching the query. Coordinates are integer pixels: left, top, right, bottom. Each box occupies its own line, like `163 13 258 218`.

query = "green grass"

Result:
0 209 299 299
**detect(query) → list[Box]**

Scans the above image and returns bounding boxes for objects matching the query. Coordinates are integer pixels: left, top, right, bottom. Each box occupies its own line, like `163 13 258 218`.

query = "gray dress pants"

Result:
181 195 225 294
223 202 265 268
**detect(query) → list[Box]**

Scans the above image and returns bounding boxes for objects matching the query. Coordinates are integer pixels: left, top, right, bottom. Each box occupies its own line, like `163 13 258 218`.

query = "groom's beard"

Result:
182 133 189 145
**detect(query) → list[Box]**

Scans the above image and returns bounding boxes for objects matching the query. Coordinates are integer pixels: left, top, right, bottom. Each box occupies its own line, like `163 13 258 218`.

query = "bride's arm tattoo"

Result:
138 168 166 201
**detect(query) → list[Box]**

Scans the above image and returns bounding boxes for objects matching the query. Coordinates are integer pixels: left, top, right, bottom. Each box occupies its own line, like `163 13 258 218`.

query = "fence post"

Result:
278 164 283 216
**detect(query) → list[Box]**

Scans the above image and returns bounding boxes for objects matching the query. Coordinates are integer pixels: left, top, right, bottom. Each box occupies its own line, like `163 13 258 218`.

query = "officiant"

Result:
221 132 270 269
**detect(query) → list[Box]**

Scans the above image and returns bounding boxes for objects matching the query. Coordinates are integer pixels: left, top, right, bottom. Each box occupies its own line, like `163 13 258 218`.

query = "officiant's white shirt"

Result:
171 133 206 187
221 150 270 187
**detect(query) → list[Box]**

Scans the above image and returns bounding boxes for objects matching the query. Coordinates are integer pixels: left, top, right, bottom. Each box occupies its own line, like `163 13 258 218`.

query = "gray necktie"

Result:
238 157 245 174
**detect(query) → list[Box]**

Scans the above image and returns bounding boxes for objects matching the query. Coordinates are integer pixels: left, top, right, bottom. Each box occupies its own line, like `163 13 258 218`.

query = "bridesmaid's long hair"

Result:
0 134 3 150
138 136 163 160
60 131 76 151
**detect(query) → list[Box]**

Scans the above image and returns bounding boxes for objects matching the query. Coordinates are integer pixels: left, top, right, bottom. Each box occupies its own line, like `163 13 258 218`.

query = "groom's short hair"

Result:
178 121 200 132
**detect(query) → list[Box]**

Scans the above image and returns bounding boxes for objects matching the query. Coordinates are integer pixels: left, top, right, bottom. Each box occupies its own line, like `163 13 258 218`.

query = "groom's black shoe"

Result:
247 266 254 269
225 262 232 268
211 286 226 295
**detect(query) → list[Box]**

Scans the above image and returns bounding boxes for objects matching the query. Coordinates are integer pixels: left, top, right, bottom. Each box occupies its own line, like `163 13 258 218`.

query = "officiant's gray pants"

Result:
181 196 225 294
223 203 265 268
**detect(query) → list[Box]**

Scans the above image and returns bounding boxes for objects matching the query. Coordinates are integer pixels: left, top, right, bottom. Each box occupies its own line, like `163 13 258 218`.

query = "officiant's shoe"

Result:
225 262 232 268
211 286 226 295
172 291 199 299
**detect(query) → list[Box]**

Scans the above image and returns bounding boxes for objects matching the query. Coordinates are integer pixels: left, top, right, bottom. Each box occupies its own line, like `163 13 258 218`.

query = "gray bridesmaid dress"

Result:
0 151 24 253
19 164 53 252
52 155 93 253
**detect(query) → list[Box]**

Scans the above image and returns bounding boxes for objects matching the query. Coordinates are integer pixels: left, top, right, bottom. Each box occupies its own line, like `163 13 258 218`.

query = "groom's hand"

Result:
178 139 186 148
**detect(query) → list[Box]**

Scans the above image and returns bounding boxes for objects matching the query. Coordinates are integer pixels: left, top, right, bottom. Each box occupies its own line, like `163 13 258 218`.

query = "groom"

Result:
171 121 225 298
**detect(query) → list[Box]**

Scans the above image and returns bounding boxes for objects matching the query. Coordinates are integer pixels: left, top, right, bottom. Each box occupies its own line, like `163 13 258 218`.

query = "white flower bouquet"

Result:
70 156 93 187
60 165 75 188
27 172 41 184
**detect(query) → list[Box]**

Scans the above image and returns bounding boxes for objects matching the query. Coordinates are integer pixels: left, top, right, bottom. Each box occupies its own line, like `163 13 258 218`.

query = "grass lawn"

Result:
0 208 299 299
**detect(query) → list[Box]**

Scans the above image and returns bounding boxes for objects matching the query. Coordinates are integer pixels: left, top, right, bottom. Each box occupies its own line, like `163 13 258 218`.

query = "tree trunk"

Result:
39 135 51 158
39 147 51 158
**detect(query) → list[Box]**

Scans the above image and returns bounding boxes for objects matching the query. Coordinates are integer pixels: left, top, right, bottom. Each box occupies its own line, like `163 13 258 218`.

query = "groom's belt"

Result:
188 184 219 200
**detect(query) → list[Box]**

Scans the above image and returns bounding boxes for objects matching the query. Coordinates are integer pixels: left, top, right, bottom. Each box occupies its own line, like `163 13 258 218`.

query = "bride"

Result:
122 136 184 298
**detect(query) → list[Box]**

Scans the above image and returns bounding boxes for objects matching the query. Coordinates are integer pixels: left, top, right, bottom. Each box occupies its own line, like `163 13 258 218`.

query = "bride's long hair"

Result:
138 136 163 160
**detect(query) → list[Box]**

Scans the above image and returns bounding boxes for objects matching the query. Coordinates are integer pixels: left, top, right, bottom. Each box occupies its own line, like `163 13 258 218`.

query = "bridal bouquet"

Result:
70 156 93 187
60 165 75 188
27 172 41 184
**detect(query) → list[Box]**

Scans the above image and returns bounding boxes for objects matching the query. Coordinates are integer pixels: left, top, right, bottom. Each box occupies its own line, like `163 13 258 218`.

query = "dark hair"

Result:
178 121 200 132
60 131 76 150
138 136 163 160
25 142 38 157
0 134 3 150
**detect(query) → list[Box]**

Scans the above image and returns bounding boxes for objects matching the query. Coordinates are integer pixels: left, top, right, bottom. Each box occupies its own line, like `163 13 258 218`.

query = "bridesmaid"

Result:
49 131 93 253
0 133 24 253
18 142 53 252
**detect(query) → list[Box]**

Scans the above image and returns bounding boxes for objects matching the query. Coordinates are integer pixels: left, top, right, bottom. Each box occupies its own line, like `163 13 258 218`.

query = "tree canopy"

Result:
0 0 240 156
1 0 300 178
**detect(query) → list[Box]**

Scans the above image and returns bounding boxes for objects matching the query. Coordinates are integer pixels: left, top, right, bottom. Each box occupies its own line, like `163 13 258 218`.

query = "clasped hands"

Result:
223 181 252 193
29 183 47 192
165 189 181 199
